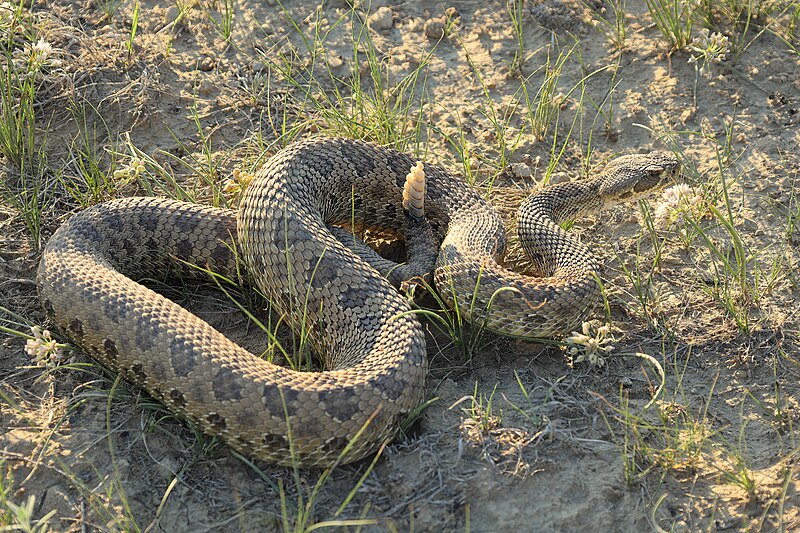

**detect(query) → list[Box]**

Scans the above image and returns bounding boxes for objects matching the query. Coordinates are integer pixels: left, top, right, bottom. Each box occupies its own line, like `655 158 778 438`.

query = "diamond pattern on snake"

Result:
37 137 679 466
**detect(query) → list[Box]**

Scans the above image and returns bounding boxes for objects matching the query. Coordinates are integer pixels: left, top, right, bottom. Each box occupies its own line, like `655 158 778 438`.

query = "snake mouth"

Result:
633 165 680 193
599 153 681 202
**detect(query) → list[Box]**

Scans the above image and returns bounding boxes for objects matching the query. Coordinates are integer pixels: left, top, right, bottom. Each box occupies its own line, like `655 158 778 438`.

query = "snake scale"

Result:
37 137 679 467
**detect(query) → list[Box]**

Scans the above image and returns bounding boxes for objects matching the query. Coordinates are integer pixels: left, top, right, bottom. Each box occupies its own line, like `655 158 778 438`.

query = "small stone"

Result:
619 377 633 388
164 6 179 24
407 17 425 32
509 162 532 179
198 56 215 71
368 6 393 31
740 218 758 232
423 17 446 39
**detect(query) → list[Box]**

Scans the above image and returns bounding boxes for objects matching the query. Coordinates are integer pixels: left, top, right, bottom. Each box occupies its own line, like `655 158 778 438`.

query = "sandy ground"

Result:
1 0 800 531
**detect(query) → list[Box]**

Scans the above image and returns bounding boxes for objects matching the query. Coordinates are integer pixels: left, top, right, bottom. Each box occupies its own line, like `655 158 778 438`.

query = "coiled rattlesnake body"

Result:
37 137 679 466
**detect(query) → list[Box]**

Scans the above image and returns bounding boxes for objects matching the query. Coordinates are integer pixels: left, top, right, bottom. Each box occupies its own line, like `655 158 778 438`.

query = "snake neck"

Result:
517 181 603 277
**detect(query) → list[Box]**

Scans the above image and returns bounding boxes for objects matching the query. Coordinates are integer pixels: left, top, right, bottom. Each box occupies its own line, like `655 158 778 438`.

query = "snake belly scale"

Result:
37 137 679 466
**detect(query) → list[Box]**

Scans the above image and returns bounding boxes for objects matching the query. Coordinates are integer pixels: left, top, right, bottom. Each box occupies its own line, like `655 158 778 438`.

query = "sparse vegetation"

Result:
1 0 799 531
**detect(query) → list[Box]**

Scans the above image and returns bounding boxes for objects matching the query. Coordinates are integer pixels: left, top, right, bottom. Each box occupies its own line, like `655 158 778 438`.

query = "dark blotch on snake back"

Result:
269 216 286 248
379 367 405 402
308 252 338 289
207 412 226 431
150 359 169 381
130 362 147 383
311 154 336 180
103 338 118 360
339 286 364 308
174 239 194 262
134 321 156 351
359 150 376 174
75 219 101 244
262 385 299 412
121 239 136 256
407 345 425 367
145 237 160 254
169 337 197 377
234 408 257 429
262 432 287 448
324 436 349 455
170 389 186 407
189 380 208 405
104 213 125 233
212 367 243 401
68 318 84 340
138 211 160 232
324 388 359 421
101 297 129 324
211 242 233 267
175 210 202 234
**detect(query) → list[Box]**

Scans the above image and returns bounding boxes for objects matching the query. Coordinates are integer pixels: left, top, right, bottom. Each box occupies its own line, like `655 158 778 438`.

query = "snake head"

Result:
599 150 681 205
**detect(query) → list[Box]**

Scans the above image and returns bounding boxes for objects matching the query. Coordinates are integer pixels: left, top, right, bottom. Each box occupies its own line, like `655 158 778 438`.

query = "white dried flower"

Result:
12 37 62 77
654 183 703 230
32 38 53 59
113 157 147 181
687 29 730 76
566 322 615 367
223 168 254 198
25 326 65 366
0 2 13 28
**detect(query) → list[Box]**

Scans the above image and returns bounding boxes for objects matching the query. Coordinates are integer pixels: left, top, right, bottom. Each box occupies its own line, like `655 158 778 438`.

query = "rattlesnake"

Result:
37 137 679 467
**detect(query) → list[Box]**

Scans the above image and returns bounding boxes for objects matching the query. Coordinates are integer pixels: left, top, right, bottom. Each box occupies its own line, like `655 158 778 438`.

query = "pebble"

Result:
164 6 180 26
679 108 694 124
368 6 393 31
407 17 425 32
739 218 759 232
549 171 570 185
509 162 532 179
423 17 446 39
198 56 215 71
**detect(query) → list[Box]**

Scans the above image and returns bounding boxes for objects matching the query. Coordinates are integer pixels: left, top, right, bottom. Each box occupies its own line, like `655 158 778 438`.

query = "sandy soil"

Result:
1 0 800 531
